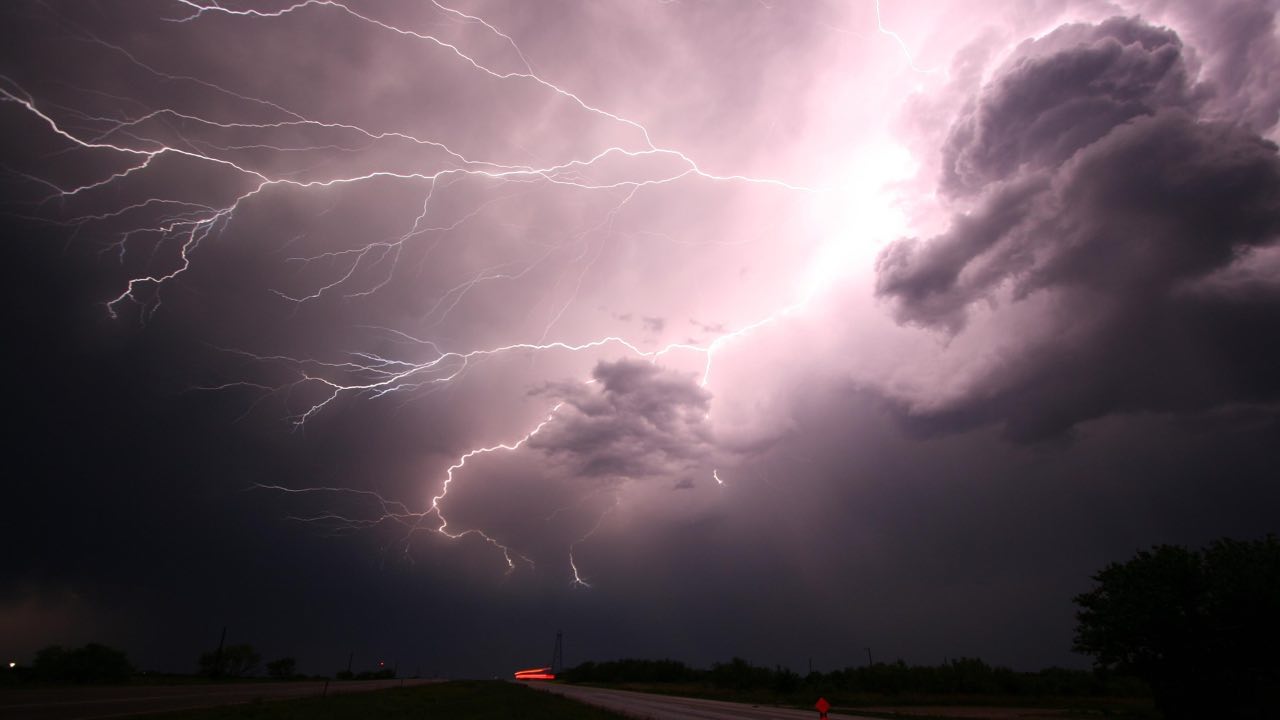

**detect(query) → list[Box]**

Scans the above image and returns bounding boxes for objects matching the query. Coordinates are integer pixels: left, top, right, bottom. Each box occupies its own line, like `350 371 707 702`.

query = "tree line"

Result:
3 641 394 685
561 656 1144 697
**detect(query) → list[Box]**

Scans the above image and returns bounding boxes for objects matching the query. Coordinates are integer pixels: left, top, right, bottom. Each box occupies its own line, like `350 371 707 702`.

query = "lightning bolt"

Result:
569 495 620 589
1 0 918 583
873 0 942 75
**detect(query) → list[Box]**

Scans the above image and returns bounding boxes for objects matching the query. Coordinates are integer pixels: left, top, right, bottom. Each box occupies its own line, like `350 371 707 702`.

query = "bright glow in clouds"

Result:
804 140 917 293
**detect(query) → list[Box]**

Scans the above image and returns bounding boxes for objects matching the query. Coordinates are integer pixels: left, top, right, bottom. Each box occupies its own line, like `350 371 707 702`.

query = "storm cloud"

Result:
530 360 717 479
876 14 1280 439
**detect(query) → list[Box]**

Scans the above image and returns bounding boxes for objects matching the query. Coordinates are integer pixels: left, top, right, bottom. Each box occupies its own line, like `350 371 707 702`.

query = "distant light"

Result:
7 662 14 669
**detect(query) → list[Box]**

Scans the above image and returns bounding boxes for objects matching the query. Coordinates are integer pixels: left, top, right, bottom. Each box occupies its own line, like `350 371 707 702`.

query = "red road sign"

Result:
815 696 831 717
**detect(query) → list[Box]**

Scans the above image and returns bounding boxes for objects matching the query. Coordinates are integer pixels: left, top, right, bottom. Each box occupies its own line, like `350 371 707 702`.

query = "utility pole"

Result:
865 647 873 666
213 627 227 678
346 651 354 676
550 631 564 674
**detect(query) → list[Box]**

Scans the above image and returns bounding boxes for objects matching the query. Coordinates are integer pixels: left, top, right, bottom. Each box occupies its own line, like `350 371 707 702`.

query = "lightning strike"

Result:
569 496 621 589
873 0 943 74
1 0 920 583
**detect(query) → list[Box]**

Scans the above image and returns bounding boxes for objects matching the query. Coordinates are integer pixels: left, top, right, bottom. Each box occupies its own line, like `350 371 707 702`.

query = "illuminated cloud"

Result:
530 360 716 480
875 13 1280 439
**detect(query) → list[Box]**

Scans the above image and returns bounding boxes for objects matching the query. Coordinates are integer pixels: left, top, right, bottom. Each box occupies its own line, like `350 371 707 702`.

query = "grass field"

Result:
131 680 628 720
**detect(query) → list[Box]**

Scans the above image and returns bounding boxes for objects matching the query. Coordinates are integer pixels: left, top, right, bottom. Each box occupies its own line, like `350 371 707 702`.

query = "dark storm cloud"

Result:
528 359 717 478
938 16 1196 197
877 13 1280 439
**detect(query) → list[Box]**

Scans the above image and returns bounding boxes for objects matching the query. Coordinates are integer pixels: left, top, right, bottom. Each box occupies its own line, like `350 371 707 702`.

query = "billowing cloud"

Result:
939 17 1196 197
876 13 1280 439
529 359 717 479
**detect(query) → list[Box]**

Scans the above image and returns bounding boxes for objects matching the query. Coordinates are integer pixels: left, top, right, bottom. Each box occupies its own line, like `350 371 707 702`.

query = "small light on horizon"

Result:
7 662 15 668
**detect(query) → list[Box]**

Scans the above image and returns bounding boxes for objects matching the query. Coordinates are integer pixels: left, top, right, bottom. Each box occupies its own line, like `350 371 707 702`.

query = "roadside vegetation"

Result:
11 643 135 685
3 639 391 687
561 657 1155 718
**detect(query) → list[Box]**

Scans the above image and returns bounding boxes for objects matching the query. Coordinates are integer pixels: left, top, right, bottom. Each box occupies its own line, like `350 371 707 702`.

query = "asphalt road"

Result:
0 678 439 720
534 683 882 720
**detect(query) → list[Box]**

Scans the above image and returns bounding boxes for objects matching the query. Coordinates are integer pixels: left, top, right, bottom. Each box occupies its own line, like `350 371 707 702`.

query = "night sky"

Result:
3 0 1278 680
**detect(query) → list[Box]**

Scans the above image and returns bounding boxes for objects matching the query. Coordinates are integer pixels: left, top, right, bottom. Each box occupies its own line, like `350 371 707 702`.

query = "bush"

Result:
265 656 297 679
31 643 133 684
198 643 261 678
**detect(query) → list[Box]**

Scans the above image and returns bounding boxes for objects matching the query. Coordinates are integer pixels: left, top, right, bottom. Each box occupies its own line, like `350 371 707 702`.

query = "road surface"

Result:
0 678 439 720
535 683 883 720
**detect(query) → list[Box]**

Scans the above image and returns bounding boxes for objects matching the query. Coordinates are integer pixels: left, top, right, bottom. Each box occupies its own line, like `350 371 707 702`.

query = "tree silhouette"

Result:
1074 536 1280 719
198 643 261 678
265 656 296 679
31 643 133 684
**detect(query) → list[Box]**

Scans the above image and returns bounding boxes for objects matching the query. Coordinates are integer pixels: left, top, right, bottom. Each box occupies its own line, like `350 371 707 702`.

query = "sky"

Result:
2 0 1278 679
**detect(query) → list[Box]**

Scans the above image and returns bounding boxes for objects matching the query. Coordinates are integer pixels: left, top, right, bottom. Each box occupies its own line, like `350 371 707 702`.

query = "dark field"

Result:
128 681 627 720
